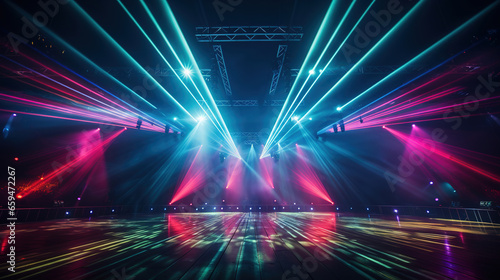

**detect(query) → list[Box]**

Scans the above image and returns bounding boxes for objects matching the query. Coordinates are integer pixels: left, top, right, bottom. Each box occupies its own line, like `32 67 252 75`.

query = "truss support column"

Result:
213 45 232 96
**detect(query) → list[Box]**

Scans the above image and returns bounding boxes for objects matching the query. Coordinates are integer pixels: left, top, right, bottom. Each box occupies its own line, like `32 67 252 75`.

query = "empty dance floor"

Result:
1 213 499 280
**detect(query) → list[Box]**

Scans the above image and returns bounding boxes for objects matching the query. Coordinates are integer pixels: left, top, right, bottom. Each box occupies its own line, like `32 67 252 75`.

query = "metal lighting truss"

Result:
195 26 303 42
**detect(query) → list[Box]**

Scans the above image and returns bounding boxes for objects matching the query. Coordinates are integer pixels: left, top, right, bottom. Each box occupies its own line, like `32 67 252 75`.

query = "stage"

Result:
1 213 499 280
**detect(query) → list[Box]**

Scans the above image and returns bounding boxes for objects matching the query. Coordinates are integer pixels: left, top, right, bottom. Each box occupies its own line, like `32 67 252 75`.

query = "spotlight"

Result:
394 209 398 213
182 68 193 77
13 114 17 117
112 209 115 212
310 208 313 211
197 116 206 122
309 117 312 120
97 128 100 131
173 117 178 121
136 118 142 130
309 69 315 75
14 157 18 161
336 107 341 111
65 211 69 215
435 198 439 202
77 197 81 201
339 119 345 132
382 125 386 129
16 195 22 199
430 181 434 185
366 208 369 211
292 116 299 121
124 127 127 130
412 124 416 127
426 210 430 214
90 210 93 214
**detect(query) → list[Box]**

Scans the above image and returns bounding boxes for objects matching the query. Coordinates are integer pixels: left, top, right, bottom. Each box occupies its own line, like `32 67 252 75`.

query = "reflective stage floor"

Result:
1 213 499 280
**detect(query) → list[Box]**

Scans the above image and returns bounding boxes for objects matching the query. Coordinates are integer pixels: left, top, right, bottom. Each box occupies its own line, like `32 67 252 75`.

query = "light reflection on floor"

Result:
1 213 499 280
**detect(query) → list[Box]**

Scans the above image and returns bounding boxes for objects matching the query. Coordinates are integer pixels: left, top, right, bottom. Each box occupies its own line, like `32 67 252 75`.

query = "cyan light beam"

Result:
263 0 362 155
70 1 196 121
261 0 339 158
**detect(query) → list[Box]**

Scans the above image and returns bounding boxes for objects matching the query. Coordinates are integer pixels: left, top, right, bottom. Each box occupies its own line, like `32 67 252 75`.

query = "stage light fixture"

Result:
136 118 142 130
336 107 341 111
292 116 299 121
311 208 313 211
309 69 316 75
435 198 439 202
430 181 434 185
426 210 430 214
65 212 69 215
174 117 178 121
412 124 416 127
112 209 115 212
90 210 93 214
197 116 206 122
16 195 22 199
309 117 312 120
77 197 81 201
13 114 17 117
394 209 398 213
382 125 386 128
14 157 18 161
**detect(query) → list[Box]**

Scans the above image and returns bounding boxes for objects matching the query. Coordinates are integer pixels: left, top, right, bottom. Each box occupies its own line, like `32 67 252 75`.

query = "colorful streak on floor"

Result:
1 213 499 280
